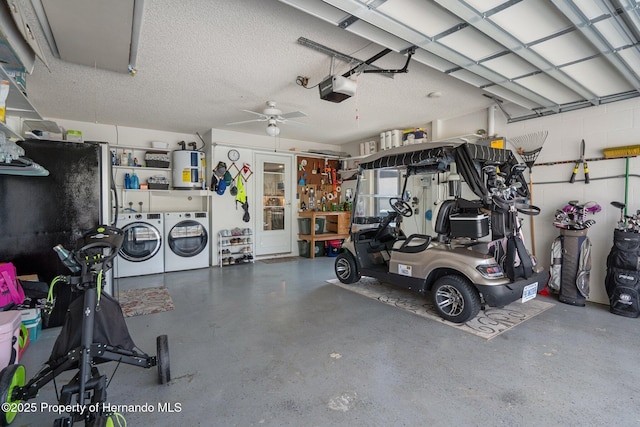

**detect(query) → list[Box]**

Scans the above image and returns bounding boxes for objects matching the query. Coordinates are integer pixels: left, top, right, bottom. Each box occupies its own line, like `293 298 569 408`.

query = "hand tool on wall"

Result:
569 139 589 183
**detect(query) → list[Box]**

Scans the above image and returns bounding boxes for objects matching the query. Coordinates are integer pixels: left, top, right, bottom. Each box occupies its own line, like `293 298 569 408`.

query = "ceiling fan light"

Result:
266 123 280 137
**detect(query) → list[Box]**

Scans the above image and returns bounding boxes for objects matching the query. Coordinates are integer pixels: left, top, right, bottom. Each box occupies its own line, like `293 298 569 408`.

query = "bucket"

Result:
0 311 22 369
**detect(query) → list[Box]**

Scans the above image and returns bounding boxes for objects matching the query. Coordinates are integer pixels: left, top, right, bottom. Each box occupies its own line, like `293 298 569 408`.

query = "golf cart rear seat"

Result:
435 199 458 241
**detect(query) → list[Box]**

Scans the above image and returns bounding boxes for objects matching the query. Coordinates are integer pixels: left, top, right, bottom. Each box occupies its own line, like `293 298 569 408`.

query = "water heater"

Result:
172 150 205 189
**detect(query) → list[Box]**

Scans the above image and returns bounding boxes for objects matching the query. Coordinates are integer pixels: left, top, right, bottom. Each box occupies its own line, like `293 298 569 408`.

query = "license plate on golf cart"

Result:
522 282 538 303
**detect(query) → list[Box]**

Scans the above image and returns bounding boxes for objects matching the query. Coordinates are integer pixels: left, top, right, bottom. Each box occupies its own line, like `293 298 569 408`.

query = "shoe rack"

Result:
218 227 254 267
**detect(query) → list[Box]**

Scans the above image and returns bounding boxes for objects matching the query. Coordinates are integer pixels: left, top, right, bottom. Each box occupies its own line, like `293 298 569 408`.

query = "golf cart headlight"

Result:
477 264 504 279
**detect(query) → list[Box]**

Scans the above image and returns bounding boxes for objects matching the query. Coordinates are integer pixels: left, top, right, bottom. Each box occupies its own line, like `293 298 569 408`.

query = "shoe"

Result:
229 257 236 265
222 257 229 266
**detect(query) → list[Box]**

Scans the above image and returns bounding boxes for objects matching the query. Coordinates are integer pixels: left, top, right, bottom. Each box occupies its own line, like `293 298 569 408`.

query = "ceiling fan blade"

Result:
226 118 265 126
280 119 308 128
280 111 307 120
241 109 269 119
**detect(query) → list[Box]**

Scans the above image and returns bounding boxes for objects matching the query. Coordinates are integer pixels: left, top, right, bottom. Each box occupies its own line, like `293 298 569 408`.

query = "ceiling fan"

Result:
226 101 307 136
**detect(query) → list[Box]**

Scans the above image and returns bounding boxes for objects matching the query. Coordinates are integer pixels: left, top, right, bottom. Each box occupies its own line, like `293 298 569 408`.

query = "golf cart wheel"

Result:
335 252 361 284
431 275 480 324
157 335 171 384
0 364 25 426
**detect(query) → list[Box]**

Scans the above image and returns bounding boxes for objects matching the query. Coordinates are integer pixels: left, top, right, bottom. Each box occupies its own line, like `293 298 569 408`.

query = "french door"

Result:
255 153 292 255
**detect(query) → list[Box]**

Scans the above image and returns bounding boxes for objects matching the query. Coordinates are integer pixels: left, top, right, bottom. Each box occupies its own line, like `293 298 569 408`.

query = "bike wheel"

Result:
157 335 171 384
0 364 25 426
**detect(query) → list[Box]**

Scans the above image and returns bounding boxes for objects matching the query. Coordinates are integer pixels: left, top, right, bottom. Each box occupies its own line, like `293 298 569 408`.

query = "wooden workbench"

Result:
298 211 350 258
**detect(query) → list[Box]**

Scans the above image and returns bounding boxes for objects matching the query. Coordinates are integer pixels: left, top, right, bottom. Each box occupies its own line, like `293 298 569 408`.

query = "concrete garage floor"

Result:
15 257 640 426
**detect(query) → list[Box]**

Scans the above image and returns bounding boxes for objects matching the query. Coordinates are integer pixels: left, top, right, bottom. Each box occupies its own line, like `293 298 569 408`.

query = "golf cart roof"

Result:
358 142 516 171
356 141 524 201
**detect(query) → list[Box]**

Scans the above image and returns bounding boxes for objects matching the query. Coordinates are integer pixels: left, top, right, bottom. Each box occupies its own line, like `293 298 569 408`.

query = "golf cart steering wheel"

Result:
389 197 413 218
374 211 399 242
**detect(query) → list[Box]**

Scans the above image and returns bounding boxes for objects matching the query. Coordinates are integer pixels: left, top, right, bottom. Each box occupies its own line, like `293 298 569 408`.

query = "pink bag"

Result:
0 263 25 308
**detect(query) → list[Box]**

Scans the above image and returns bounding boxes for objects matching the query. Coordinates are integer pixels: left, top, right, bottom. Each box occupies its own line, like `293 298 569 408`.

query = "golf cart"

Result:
334 142 546 323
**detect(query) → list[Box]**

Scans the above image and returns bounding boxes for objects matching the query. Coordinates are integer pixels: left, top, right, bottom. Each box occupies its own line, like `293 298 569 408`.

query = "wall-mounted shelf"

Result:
114 165 169 172
0 64 42 140
121 189 210 196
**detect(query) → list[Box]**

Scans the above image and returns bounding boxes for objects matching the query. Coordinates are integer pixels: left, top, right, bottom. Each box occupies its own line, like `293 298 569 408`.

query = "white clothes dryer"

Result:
114 212 164 278
163 212 210 272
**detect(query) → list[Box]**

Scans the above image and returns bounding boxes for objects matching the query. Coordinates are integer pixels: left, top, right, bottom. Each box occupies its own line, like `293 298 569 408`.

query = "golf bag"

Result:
549 228 592 306
605 229 640 317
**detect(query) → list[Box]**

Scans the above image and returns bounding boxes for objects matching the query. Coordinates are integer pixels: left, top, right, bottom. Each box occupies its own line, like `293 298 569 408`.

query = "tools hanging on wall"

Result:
569 139 590 184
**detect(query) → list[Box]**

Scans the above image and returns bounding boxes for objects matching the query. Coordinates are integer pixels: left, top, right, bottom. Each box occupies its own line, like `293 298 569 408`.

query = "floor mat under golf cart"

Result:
327 277 555 340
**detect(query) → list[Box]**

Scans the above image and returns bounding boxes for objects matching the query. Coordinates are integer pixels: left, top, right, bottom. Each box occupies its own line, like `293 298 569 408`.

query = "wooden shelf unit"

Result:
298 211 350 258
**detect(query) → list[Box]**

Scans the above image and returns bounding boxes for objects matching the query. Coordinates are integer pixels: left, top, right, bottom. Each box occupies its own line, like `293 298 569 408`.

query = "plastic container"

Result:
124 173 131 189
449 213 489 238
298 240 310 258
314 241 325 257
0 311 22 369
131 172 140 189
314 217 326 234
21 309 41 342
298 218 311 235
327 240 342 257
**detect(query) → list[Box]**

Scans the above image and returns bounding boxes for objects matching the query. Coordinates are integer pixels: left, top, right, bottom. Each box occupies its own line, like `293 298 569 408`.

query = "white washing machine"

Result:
164 212 210 272
114 212 164 278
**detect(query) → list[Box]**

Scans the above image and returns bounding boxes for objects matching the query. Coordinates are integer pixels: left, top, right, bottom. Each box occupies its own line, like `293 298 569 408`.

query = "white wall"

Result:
204 128 344 265
494 98 640 305
52 119 206 213
41 120 344 267
338 101 636 306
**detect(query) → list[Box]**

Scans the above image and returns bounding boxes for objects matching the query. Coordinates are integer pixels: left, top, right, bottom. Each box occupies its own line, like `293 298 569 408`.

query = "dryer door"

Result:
168 220 208 257
119 222 163 262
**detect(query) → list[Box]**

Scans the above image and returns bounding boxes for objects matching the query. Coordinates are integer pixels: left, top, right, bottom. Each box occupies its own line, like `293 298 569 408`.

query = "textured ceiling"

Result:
19 0 491 145
18 0 640 146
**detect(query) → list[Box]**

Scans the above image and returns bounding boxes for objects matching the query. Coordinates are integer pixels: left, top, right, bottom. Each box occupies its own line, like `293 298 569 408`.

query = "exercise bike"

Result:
0 225 170 426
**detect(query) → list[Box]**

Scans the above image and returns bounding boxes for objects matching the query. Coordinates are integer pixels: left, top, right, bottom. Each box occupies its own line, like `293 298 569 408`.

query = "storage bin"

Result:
314 241 325 257
298 240 310 258
314 217 326 234
449 213 489 239
21 309 41 342
298 218 311 235
147 183 170 190
327 239 342 257
0 311 22 369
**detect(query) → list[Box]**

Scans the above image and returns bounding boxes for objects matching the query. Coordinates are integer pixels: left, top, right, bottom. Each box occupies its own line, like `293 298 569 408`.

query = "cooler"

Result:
21 308 42 342
449 213 489 239
0 310 22 369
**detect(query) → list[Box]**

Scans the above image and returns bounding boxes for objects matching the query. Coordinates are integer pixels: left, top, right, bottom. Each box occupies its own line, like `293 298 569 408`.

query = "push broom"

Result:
510 130 549 257
603 144 640 217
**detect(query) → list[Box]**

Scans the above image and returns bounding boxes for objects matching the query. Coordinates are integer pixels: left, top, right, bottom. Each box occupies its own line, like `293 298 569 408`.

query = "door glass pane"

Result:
263 162 285 231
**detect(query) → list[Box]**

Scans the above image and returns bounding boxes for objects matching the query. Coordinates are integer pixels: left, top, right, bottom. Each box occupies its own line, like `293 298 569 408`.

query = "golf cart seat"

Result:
435 199 458 240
